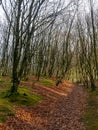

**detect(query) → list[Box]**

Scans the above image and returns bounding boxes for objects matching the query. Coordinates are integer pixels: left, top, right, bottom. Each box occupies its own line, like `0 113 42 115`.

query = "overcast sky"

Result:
0 0 98 23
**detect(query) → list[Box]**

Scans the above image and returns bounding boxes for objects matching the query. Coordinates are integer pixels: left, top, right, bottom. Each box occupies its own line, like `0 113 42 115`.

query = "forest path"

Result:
0 80 87 130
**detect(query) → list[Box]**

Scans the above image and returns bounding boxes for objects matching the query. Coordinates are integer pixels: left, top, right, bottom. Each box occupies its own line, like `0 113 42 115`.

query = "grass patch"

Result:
9 87 42 106
39 78 55 86
0 96 14 123
0 86 42 106
0 87 42 122
0 77 43 122
0 105 14 122
82 89 98 130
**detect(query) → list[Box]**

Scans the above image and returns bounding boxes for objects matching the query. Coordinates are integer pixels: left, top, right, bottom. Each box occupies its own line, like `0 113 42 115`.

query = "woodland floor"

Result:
0 79 87 130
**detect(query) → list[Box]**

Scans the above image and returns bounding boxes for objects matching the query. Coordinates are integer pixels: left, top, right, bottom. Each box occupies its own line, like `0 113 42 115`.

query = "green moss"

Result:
40 78 55 86
0 105 14 122
0 86 42 106
82 89 98 130
8 87 43 106
0 94 14 122
0 89 42 122
0 80 43 122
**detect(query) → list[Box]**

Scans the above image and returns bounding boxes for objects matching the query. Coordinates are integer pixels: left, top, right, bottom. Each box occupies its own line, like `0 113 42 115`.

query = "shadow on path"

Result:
0 80 87 130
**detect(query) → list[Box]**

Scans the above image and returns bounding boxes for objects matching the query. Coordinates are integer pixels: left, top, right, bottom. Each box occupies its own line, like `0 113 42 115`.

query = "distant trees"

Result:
0 0 98 92
73 0 98 91
1 0 75 94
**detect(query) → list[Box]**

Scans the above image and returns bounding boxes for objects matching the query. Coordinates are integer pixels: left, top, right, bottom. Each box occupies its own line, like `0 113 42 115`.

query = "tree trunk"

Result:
11 68 19 94
90 75 96 91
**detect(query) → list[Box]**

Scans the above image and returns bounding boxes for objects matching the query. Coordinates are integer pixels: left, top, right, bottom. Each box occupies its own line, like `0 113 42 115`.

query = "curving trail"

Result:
0 81 87 130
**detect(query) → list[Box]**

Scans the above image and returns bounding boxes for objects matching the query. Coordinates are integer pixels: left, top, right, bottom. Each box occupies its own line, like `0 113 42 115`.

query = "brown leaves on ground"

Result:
0 80 87 130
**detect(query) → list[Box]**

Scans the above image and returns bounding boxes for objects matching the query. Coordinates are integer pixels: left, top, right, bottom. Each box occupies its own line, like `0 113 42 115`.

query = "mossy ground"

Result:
39 78 55 86
0 76 43 123
82 89 98 130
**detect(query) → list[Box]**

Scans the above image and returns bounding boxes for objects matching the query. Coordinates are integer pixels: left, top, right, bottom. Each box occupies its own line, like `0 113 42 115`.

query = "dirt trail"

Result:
0 81 87 130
